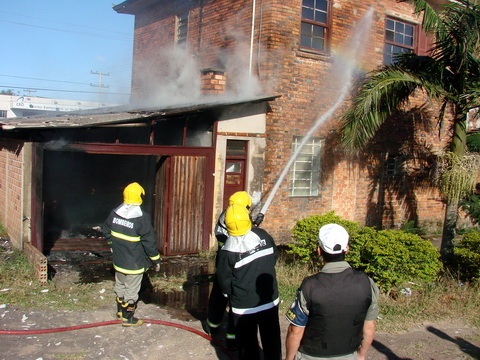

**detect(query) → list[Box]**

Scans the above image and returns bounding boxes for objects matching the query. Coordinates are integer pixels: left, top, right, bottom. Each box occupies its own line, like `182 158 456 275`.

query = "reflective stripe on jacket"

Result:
103 205 160 275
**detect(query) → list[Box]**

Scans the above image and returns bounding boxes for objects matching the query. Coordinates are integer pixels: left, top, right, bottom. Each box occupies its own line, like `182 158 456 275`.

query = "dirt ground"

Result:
1 239 479 360
1 300 479 360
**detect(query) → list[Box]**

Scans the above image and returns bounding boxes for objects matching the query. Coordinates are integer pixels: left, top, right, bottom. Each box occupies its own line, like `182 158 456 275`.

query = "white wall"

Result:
0 94 117 118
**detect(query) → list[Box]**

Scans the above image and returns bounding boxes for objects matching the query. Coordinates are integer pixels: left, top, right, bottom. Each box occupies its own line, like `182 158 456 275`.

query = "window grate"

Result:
289 136 322 196
176 14 188 48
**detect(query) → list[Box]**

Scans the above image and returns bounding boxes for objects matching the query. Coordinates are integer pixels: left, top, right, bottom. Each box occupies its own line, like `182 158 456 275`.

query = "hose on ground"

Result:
0 318 232 358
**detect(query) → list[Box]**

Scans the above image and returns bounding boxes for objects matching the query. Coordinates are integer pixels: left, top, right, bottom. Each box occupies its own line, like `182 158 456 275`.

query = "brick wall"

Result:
128 0 452 244
254 0 450 242
0 140 25 248
200 69 227 95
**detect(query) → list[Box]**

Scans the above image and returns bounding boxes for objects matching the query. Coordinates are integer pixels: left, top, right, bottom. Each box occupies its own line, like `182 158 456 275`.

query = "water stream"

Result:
260 7 374 216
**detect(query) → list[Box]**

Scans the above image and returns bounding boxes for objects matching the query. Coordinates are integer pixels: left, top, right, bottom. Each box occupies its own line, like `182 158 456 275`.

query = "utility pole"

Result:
23 89 37 96
90 70 109 103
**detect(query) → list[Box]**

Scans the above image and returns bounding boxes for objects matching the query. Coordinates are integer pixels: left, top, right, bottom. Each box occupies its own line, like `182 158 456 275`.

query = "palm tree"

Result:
340 0 480 264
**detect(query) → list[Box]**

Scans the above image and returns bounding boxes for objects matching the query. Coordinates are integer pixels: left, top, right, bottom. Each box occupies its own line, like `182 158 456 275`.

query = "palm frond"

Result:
342 0 480 152
341 59 446 151
467 132 480 152
341 69 420 150
408 0 444 35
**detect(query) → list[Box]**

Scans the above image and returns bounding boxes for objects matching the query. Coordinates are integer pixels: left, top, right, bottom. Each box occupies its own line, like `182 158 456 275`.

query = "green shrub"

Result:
460 192 480 225
453 231 480 282
356 229 443 293
288 212 443 294
400 220 425 236
287 211 360 266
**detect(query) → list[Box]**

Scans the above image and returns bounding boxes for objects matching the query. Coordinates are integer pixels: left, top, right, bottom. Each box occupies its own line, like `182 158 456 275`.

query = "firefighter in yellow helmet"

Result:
206 191 254 349
216 203 281 359
102 182 161 327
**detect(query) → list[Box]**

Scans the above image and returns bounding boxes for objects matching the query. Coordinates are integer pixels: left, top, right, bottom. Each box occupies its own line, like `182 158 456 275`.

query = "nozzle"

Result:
253 213 264 227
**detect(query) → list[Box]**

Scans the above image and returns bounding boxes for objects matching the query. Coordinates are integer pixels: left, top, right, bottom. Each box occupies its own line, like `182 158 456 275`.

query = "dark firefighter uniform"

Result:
216 204 281 360
207 191 253 348
104 206 160 275
103 182 161 327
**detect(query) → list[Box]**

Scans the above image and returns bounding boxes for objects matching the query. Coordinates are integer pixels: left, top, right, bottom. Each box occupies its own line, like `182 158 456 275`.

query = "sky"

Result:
0 1 134 105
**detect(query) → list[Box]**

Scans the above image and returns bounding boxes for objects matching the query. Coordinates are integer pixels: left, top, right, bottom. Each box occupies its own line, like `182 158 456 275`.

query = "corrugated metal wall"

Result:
158 155 206 255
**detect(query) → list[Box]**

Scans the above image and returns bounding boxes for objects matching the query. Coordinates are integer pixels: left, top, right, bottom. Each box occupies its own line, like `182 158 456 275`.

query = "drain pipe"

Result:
249 0 256 76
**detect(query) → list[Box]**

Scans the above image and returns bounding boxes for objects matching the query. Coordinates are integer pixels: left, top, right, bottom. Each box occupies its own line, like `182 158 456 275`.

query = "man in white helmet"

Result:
103 182 161 327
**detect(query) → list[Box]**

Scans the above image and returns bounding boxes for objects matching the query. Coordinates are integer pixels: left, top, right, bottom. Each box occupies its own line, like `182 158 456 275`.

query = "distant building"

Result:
0 94 116 118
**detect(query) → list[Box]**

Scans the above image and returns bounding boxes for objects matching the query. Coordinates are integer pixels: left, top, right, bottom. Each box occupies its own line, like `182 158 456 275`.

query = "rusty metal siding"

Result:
154 156 168 254
168 155 206 255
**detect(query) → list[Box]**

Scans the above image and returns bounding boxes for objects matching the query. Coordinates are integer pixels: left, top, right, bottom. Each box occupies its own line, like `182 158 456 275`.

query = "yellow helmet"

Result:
228 191 252 210
225 204 252 236
123 182 145 205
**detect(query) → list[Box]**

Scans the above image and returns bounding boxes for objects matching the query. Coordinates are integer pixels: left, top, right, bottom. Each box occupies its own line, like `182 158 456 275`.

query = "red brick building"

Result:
1 0 470 264
113 0 454 243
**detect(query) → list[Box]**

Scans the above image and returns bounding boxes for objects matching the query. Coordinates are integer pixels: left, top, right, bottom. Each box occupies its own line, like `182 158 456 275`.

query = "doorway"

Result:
223 140 248 208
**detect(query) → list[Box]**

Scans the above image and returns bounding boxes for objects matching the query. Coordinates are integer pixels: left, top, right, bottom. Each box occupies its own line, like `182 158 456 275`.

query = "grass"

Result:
276 257 480 333
1 240 480 335
149 270 189 292
0 246 111 310
0 224 8 237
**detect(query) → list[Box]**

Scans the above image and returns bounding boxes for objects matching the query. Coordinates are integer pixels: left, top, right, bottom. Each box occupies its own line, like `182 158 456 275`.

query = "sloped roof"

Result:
113 0 159 15
0 95 279 131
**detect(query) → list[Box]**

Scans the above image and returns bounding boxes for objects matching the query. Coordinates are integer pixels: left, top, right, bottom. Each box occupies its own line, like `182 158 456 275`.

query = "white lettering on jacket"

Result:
113 217 134 229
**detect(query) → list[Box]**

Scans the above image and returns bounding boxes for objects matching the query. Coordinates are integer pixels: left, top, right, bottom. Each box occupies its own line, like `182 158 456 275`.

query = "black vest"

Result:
299 268 372 357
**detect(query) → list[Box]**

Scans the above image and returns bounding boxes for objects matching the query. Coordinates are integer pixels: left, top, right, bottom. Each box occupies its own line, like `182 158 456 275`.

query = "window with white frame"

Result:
289 136 323 196
176 13 188 48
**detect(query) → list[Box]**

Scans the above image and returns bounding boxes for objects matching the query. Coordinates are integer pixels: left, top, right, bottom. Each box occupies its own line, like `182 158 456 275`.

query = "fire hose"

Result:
0 319 233 358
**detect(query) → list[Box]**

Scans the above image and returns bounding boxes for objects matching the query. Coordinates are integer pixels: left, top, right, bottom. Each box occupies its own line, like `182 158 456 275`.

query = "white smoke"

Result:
131 29 266 108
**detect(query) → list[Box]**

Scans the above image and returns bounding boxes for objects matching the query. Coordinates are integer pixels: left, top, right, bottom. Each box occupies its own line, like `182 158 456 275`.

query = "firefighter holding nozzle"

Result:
103 182 161 327
206 191 266 349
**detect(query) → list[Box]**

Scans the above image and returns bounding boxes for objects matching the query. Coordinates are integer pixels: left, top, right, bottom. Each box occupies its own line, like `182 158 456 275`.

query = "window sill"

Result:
296 48 332 62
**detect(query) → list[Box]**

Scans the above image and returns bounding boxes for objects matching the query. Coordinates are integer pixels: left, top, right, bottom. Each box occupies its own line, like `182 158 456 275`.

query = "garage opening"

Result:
43 150 158 255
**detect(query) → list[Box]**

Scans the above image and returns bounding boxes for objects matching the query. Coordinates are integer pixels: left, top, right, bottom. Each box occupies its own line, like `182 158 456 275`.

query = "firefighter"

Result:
206 191 253 348
217 203 282 359
102 182 161 327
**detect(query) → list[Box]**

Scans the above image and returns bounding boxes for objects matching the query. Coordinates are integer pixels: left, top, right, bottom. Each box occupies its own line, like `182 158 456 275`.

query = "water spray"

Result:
256 8 374 221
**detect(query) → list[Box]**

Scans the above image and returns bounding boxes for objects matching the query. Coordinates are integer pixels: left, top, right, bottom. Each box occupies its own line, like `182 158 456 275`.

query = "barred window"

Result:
384 154 404 177
289 136 322 196
175 14 188 48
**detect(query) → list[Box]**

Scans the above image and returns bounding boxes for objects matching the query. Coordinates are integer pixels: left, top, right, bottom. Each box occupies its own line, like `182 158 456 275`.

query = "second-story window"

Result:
176 13 188 48
384 17 415 64
300 0 330 53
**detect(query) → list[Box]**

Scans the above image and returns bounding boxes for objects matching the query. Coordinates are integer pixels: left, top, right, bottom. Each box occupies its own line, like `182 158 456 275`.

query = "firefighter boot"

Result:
116 297 123 320
121 301 144 327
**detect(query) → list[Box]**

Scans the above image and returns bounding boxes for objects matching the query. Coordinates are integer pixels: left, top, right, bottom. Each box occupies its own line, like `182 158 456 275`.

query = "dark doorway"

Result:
43 151 157 254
